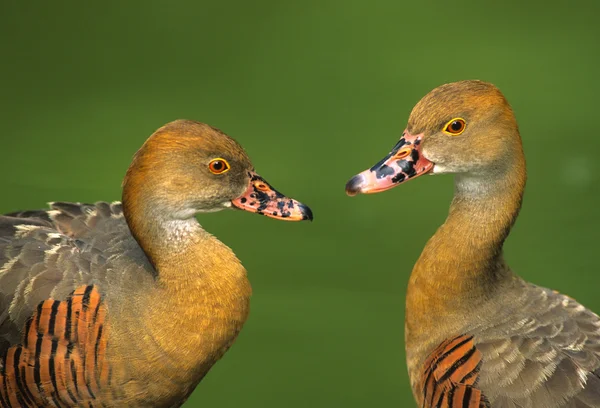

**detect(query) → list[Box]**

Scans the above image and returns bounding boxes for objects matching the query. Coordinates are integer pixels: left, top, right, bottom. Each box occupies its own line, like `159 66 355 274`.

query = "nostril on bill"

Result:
395 148 411 160
345 174 365 196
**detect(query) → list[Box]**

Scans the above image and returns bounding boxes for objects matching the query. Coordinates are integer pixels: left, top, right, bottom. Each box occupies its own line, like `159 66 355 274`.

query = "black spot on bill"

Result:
369 139 406 172
375 165 395 179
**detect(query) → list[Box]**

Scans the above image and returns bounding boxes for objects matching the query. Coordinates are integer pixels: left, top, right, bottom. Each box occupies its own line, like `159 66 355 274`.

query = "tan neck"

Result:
406 147 526 333
119 197 251 393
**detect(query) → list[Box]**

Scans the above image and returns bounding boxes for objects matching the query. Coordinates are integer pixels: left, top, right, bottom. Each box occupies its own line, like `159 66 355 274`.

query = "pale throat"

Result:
123 200 212 270
160 217 205 250
410 164 526 299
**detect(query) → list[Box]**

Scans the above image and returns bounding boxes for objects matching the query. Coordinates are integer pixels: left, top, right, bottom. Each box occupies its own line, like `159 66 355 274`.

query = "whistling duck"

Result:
346 81 600 407
0 120 312 407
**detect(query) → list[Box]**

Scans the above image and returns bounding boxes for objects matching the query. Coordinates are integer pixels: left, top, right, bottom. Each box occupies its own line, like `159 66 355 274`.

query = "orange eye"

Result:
208 158 230 174
443 118 466 135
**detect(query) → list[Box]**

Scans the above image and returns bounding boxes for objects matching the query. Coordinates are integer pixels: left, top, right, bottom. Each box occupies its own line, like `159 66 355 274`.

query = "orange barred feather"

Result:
420 334 488 408
0 285 110 407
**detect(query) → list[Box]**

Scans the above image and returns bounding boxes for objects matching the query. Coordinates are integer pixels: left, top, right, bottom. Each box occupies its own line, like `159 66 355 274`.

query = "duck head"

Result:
346 80 522 196
123 120 312 221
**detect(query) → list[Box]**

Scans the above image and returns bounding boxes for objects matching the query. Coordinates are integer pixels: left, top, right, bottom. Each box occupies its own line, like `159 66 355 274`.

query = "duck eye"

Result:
443 118 466 135
208 158 230 174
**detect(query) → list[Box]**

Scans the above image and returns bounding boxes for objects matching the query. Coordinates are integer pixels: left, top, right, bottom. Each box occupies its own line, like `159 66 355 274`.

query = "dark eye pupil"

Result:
213 161 223 170
451 121 462 131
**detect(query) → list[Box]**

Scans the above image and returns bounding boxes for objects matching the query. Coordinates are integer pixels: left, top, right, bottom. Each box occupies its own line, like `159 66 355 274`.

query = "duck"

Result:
346 80 600 407
0 119 312 407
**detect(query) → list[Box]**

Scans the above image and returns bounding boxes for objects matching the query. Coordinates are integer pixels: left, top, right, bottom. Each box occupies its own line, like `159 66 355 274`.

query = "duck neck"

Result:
407 152 526 322
120 198 250 384
122 199 245 290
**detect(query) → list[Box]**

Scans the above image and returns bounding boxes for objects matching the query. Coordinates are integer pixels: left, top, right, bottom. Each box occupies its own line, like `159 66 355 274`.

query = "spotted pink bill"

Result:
232 171 313 221
346 131 434 196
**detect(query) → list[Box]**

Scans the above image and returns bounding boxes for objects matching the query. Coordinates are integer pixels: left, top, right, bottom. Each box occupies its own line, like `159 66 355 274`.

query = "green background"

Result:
1 1 599 406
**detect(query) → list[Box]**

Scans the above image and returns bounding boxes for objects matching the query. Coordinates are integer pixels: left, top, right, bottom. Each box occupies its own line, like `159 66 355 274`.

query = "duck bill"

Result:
345 131 433 196
231 171 313 221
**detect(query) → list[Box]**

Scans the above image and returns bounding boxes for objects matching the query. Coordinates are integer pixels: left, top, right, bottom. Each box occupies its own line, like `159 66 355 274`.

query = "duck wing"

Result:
0 201 152 356
418 284 600 407
475 285 600 407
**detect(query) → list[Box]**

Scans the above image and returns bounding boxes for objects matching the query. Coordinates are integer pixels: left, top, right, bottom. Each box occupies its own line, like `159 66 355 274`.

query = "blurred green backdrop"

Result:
1 1 599 406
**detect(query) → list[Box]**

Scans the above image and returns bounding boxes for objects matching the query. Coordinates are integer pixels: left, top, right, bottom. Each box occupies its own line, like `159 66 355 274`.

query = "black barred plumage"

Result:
0 285 111 407
420 335 486 408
